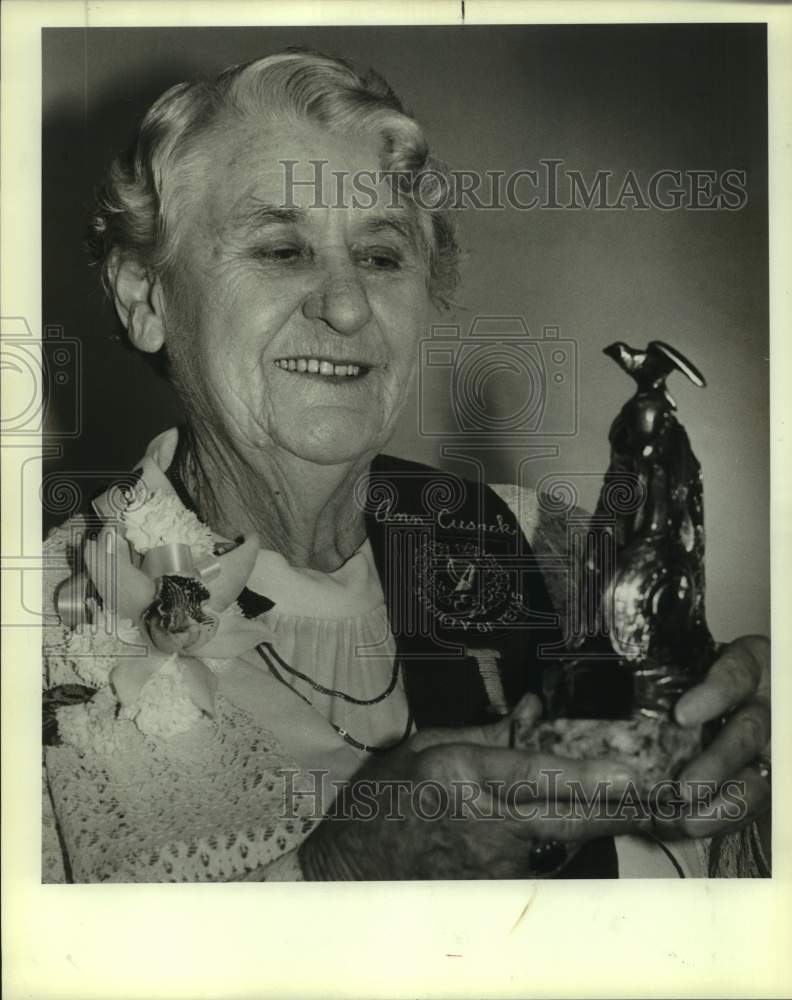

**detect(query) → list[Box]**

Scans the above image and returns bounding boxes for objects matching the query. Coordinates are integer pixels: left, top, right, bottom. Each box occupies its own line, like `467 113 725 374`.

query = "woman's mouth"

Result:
273 357 370 377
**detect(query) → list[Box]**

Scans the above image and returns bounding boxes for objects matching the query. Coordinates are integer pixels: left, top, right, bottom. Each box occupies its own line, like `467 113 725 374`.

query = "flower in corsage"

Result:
77 485 272 739
121 481 215 557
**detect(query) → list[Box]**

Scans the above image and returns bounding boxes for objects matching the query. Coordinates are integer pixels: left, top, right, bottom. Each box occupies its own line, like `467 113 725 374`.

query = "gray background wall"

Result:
42 24 769 639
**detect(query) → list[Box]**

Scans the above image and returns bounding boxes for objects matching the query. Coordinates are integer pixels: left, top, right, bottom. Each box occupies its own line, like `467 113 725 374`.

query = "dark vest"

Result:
364 453 561 726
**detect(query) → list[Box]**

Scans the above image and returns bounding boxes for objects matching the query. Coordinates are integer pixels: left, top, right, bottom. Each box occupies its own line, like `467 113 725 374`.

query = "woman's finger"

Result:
675 637 768 726
653 762 770 840
676 698 770 794
410 692 543 752
416 741 638 801
500 807 652 843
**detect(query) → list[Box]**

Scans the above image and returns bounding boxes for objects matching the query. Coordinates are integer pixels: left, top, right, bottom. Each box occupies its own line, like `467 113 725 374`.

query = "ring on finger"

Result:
527 839 569 877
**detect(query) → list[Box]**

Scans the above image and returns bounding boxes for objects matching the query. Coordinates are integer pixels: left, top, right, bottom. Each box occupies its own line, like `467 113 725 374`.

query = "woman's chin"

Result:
274 420 384 467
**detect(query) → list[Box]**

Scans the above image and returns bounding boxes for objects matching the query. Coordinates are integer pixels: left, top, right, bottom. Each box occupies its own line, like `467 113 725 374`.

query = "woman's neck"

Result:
175 422 371 573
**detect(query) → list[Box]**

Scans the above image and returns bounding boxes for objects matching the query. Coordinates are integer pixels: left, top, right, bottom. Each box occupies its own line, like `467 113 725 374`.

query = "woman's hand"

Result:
657 634 771 842
298 694 646 880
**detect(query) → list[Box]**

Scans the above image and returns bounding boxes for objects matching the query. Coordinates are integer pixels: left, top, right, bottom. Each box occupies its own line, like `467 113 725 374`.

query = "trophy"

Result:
518 341 718 793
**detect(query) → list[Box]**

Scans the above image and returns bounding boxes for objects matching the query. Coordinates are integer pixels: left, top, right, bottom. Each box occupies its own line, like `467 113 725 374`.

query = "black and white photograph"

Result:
3 2 791 997
38 18 772 884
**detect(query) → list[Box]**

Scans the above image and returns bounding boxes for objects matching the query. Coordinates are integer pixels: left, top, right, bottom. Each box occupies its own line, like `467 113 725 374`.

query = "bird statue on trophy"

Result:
518 340 718 793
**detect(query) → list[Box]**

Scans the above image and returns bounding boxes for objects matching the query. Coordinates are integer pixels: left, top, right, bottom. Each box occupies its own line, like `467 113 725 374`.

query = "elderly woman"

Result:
42 50 771 882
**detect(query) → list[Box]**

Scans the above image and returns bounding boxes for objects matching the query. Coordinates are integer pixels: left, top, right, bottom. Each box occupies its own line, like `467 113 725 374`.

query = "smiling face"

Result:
157 116 432 468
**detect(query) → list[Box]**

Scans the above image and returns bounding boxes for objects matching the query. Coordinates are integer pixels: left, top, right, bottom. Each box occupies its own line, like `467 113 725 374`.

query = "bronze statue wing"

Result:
648 341 707 388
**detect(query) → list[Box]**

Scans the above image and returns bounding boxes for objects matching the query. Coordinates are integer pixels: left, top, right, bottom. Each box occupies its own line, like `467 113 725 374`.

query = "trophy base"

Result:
515 715 702 797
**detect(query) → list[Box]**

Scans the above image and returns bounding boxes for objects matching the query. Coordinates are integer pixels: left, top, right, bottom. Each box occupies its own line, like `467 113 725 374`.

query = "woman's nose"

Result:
301 273 372 335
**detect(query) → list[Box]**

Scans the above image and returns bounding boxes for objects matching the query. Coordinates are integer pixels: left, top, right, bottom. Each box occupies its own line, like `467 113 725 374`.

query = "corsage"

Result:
53 478 273 740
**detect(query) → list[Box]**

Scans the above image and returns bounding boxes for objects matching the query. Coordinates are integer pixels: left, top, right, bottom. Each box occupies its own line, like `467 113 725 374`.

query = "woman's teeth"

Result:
274 358 363 376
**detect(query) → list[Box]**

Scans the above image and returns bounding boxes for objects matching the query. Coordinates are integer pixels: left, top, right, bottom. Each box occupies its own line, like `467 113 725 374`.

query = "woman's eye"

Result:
357 249 402 270
255 245 306 263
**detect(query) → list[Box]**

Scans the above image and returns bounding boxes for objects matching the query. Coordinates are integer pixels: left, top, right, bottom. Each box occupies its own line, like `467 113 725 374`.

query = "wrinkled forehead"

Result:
170 115 432 249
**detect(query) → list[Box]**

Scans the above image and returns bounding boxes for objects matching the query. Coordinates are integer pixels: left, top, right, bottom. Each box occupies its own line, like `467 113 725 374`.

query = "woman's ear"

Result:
108 254 166 354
